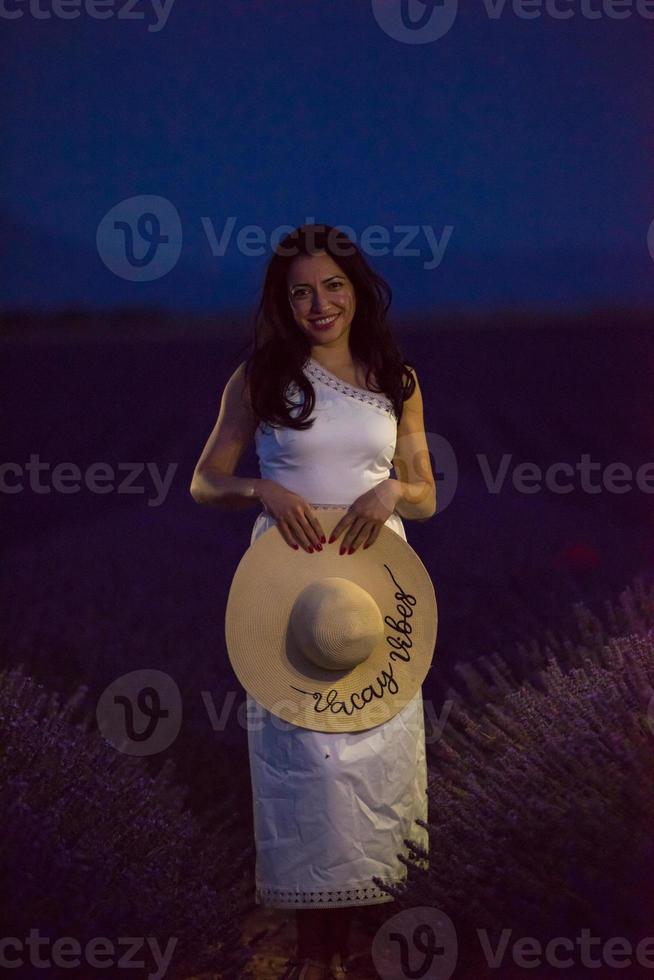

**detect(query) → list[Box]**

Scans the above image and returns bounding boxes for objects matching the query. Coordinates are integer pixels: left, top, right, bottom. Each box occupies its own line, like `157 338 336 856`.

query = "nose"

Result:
310 289 335 313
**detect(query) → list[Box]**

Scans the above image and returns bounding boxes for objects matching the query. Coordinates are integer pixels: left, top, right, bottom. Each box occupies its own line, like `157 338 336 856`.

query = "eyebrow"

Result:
289 275 344 289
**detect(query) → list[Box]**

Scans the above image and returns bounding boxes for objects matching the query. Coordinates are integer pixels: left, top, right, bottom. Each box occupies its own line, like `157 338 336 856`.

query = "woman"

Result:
190 224 436 980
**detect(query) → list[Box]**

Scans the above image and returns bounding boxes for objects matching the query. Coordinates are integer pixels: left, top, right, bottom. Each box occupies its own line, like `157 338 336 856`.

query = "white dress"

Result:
246 355 429 909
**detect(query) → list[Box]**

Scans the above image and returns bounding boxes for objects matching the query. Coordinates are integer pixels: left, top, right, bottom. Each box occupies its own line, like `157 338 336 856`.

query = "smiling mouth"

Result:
309 313 340 328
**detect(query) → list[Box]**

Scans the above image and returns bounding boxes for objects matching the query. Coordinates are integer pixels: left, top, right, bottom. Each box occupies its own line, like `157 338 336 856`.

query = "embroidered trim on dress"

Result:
256 502 397 515
256 882 399 908
305 502 349 509
304 358 397 419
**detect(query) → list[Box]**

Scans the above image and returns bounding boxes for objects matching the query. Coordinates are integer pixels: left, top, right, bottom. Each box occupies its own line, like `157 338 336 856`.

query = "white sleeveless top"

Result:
253 356 401 512
246 355 429 909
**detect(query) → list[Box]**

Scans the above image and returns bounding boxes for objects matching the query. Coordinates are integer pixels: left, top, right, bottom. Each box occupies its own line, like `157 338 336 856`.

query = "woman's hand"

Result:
256 480 326 553
328 479 403 554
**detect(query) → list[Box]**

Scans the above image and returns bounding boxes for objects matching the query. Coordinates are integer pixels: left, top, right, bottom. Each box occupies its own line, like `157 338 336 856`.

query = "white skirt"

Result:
245 511 430 909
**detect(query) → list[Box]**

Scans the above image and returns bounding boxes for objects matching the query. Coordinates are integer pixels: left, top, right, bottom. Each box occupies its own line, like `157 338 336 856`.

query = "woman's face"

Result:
287 251 356 349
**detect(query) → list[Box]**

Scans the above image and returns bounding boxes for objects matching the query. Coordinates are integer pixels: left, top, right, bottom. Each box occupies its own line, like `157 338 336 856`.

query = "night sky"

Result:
2 0 652 314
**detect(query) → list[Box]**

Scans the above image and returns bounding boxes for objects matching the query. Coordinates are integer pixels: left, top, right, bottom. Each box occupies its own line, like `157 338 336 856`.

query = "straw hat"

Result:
225 507 437 733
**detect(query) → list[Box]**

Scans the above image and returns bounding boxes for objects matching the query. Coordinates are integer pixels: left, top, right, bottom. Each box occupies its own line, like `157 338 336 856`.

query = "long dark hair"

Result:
238 223 416 430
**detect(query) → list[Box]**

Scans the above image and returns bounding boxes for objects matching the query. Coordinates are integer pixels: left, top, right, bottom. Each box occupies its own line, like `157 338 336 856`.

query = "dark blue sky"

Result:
2 0 653 313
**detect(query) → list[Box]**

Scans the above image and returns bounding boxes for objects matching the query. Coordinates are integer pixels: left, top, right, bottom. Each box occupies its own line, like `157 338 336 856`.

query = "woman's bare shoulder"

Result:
224 360 253 408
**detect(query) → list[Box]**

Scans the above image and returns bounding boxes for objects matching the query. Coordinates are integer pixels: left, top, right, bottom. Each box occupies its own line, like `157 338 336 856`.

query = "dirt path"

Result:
240 903 386 979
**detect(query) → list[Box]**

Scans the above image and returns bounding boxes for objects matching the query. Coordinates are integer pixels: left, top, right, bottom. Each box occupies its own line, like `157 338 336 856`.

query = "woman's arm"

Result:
190 362 271 510
390 367 437 521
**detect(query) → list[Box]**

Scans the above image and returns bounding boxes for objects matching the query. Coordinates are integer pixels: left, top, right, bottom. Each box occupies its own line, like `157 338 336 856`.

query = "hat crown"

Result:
288 577 383 672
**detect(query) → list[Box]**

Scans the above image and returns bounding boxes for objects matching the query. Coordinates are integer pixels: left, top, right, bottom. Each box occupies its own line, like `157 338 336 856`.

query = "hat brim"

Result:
225 508 437 733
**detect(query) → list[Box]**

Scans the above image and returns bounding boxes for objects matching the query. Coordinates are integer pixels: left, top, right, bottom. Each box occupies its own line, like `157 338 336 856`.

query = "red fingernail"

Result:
328 535 335 544
308 547 314 553
339 547 345 555
321 535 326 543
316 544 322 551
292 545 299 550
348 547 355 554
363 543 369 549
